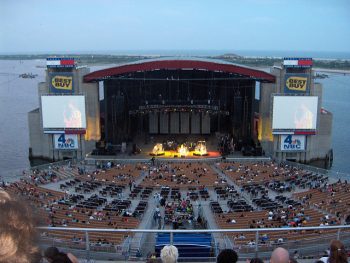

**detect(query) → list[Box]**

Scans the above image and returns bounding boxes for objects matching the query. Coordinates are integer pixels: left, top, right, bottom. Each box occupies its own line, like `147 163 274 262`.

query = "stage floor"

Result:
150 150 221 159
86 135 268 161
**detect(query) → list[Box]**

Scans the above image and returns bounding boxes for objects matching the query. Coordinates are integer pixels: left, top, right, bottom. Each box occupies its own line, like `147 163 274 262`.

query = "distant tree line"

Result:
0 54 349 70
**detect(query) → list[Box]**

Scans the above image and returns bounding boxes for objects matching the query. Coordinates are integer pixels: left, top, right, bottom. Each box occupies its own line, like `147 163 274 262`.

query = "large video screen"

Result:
41 95 86 129
272 96 318 130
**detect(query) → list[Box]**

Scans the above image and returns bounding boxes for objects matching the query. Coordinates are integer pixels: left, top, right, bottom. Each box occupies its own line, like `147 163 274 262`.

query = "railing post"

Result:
255 230 259 258
216 240 220 257
170 232 173 245
85 231 90 261
337 228 341 240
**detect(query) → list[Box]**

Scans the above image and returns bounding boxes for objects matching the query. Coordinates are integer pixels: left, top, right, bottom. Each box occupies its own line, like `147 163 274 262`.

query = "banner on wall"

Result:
54 134 78 150
49 73 74 93
283 58 313 68
284 74 309 94
280 134 306 151
47 58 75 68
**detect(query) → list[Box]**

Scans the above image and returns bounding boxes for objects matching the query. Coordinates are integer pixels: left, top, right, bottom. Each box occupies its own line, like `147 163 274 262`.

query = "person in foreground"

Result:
270 247 290 263
44 246 79 263
0 190 41 263
217 249 238 263
160 245 179 263
250 258 264 263
319 240 348 263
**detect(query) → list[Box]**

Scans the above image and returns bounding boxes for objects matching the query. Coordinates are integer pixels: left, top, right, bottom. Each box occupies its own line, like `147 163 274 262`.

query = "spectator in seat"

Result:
319 240 348 263
0 190 41 263
217 249 238 263
250 258 264 263
160 245 179 263
44 246 79 263
270 247 289 263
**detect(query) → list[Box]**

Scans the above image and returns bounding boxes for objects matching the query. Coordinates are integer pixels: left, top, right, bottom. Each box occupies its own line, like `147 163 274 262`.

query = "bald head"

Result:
270 247 290 263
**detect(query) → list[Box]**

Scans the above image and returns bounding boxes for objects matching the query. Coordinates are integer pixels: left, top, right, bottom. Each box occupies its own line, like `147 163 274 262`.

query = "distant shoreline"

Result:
313 68 350 74
0 54 349 71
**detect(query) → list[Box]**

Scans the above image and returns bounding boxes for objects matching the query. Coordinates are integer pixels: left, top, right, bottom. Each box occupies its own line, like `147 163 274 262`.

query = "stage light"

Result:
151 143 164 156
178 144 189 157
194 141 208 156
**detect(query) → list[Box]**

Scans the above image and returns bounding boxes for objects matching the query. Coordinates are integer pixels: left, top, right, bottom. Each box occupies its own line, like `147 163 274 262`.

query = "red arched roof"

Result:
84 59 275 83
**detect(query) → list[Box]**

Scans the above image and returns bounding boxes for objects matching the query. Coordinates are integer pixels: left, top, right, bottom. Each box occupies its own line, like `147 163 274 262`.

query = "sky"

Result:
0 0 350 54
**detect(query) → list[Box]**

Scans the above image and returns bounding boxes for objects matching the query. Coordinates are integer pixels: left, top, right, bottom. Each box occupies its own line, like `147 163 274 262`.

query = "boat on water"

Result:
19 73 38 79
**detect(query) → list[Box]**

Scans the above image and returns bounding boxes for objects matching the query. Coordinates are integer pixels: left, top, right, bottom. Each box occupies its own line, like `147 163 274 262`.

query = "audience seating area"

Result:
217 162 326 188
77 163 143 185
2 159 349 255
293 181 350 219
140 162 227 188
215 208 340 247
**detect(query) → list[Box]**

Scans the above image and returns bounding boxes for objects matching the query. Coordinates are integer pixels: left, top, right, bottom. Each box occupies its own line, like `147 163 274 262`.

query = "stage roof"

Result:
83 57 276 83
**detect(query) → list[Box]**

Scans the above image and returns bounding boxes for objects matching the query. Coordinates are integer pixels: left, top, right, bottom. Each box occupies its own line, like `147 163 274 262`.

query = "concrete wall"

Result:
261 66 333 166
28 81 54 160
259 82 275 156
28 109 52 160
307 83 332 162
79 67 100 157
28 67 100 161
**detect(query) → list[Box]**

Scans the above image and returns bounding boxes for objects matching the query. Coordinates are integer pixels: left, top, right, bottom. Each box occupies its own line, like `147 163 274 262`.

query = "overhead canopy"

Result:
84 58 276 83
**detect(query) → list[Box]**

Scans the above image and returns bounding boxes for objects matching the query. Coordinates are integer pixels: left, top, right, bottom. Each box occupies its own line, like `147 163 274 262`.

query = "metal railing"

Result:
84 156 272 166
82 154 350 180
38 225 350 262
133 205 155 257
5 155 349 183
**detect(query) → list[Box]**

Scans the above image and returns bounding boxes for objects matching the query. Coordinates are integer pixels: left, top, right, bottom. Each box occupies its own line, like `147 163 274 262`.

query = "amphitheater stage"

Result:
85 151 269 163
149 150 221 159
87 134 265 162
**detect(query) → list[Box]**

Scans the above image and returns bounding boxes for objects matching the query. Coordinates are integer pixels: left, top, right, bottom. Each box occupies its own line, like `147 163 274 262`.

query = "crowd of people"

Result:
141 162 227 187
164 199 194 229
1 189 349 263
150 242 349 263
1 159 350 262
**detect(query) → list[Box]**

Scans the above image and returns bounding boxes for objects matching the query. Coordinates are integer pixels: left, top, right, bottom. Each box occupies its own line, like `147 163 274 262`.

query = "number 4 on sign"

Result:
58 134 66 143
284 135 292 144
